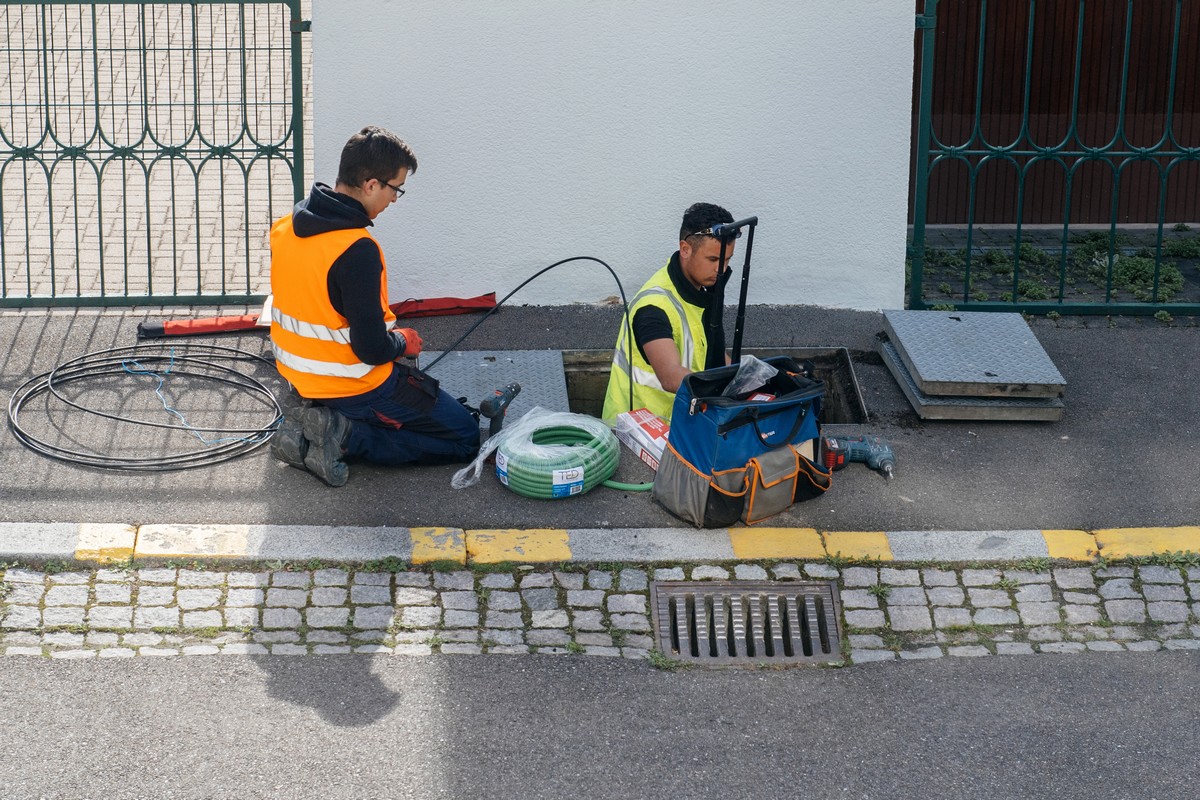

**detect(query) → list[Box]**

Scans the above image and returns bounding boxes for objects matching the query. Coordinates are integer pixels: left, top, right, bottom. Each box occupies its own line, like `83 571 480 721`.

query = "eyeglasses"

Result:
685 226 741 241
379 179 405 198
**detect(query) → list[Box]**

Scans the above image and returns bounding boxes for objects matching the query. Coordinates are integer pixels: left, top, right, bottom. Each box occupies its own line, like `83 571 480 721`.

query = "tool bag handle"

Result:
716 403 809 449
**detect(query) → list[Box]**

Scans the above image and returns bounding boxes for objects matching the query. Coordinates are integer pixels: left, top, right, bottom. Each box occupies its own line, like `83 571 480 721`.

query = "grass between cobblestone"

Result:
2 555 1200 666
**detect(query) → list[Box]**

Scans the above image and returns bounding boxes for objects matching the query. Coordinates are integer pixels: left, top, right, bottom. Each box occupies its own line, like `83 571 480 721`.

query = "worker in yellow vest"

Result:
602 203 737 423
269 126 479 486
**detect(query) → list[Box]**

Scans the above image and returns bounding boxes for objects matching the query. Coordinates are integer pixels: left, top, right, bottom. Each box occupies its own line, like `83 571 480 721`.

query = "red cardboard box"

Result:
613 408 670 471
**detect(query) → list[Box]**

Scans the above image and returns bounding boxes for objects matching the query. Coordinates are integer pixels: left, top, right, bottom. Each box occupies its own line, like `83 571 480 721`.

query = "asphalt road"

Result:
1 652 1197 799
1 305 1197 532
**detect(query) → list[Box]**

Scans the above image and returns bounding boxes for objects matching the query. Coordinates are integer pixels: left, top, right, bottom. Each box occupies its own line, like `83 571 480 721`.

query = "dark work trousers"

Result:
317 363 480 466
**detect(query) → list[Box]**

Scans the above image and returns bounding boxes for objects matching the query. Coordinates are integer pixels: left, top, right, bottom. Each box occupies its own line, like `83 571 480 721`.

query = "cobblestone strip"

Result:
2 563 1199 663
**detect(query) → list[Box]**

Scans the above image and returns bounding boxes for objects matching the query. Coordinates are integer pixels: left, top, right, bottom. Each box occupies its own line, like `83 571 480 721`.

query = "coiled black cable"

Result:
7 343 282 472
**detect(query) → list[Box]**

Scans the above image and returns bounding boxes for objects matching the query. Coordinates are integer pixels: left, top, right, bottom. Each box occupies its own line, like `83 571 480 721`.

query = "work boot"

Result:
269 406 308 469
301 406 352 487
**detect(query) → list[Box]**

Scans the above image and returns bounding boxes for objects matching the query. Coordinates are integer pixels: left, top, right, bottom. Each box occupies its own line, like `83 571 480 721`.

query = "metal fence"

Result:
0 1 305 308
910 0 1200 315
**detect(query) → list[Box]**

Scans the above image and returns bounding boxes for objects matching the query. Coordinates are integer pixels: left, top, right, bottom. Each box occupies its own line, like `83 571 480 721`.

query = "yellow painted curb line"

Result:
823 531 893 561
1042 529 1098 562
1094 526 1200 559
467 529 571 563
73 523 137 563
730 528 824 561
409 527 467 565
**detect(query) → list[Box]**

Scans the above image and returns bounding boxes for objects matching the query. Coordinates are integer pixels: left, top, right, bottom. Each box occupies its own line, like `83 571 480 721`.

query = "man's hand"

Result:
396 327 423 358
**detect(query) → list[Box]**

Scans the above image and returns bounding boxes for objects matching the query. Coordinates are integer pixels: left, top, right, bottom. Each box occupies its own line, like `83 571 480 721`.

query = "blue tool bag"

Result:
653 356 831 527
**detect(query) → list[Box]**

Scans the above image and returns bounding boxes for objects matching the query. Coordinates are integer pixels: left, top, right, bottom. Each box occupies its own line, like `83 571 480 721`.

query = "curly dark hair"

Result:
336 126 418 188
679 202 734 241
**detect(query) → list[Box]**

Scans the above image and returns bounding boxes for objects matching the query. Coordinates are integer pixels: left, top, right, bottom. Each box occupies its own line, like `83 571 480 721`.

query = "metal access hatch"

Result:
650 581 843 666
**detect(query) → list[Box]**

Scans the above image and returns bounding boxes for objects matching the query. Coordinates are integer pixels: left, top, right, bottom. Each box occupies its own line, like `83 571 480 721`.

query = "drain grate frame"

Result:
650 580 843 666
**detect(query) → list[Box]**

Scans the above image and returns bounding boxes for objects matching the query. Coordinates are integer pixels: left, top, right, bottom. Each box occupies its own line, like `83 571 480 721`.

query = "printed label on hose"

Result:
495 451 510 486
551 466 584 497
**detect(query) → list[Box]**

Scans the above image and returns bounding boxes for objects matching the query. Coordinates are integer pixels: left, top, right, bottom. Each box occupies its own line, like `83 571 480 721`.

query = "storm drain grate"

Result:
650 581 843 666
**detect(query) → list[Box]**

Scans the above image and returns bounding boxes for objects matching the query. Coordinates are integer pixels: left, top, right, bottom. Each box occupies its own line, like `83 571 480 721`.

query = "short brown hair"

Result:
336 126 418 188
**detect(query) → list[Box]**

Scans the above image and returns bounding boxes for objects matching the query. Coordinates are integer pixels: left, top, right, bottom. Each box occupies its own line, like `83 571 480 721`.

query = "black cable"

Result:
7 343 282 472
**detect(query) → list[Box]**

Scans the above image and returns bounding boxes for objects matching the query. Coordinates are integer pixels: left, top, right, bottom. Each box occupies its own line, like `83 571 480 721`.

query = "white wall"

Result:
312 0 912 310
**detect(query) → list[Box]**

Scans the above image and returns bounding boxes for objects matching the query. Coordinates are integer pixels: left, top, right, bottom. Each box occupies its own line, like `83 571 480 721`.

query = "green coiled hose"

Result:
495 420 652 498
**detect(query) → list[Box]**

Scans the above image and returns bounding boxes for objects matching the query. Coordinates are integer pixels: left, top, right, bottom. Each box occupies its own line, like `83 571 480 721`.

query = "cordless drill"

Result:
822 435 896 479
479 382 521 438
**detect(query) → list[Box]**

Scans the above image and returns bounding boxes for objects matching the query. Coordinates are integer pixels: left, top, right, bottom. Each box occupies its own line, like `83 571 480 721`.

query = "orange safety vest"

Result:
269 215 396 399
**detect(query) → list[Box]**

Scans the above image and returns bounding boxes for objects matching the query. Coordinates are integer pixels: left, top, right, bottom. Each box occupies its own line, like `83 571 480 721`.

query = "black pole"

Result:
729 220 757 362
707 236 730 366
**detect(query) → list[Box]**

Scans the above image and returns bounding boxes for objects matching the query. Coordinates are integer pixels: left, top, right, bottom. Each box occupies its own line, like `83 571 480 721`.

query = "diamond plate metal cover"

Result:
416 350 570 424
880 340 1064 422
883 310 1066 398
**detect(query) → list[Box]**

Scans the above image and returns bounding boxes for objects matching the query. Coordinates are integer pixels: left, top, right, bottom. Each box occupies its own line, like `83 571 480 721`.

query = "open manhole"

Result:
650 580 843 666
563 347 868 424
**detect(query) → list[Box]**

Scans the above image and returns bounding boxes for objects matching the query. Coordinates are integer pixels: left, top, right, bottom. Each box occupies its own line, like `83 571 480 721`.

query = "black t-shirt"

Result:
631 251 727 370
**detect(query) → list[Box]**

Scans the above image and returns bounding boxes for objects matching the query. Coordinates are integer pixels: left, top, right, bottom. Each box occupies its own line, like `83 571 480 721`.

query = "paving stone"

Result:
647 568 686 584
888 606 932 632
621 648 652 660
270 644 308 655
221 588 260 608
1148 602 1190 623
1125 640 1162 652
1105 599 1147 624
554 572 585 590
927 587 965 606
618 569 649 591
851 649 896 663
607 594 646 614
394 572 432 587
307 630 348 644
1164 639 1200 650
880 568 920 586
394 630 436 644
948 645 990 657
224 608 260 628
486 591 522 611
577 634 615 649
849 634 885 648
261 608 302 630
1063 604 1101 624
347 585 389 605
395 587 438 606
308 587 347 607
521 588 560 611
98 648 137 658
972 608 1019 626
270 572 310 588
1 632 41 646
483 629 524 646
265 588 306 609
1018 602 1062 626
1004 570 1050 584
42 607 85 626
1027 626 1063 642
443 610 480 628
140 648 182 658
1188 567 1200 582
305 607 351 628
899 647 943 660
967 588 1011 608
85 633 120 646
1053 568 1095 590
5 584 46 604
1096 566 1134 579
50 650 96 660
1062 591 1099 605
734 564 769 581
176 570 224 588
44 585 89 606
307 644 349 655
3 606 43 631
1082 626 1112 640
177 589 222 610
438 630 478 643
1015 584 1052 603
137 568 177 584
310 569 348 586
220 643 270 655
136 586 175 606
624 634 655 650
520 573 555 588
1039 642 1086 654
1138 566 1184 584
401 607 441 628
254 631 302 644
531 610 569 628
134 607 180 629
1189 584 1200 600
226 572 269 588
567 590 605 607
481 574 516 589
1098 579 1140 600
921 569 959 587
354 572 393 587
352 605 394 629
93 584 132 604
841 590 880 609
1085 641 1125 652
962 569 999 586
1143 584 1187 602
527 630 571 646
933 607 971 628
440 643 483 655
610 614 651 632
585 570 613 590
691 565 729 581
182 611 222 628
805 563 841 580
122 633 164 647
842 567 877 587
844 610 885 628
485 611 523 629
571 610 606 631
995 642 1035 656
43 632 85 647
886 587 927 606
394 644 435 656
580 646 619 657
1108 626 1140 641
442 591 479 611
2 569 46 584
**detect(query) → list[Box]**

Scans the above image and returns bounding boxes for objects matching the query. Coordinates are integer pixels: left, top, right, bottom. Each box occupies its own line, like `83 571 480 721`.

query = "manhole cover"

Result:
650 581 843 666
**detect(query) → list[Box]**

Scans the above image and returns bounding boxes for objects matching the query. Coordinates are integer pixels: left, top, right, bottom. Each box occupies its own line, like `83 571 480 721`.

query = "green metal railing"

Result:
0 1 305 307
910 0 1200 315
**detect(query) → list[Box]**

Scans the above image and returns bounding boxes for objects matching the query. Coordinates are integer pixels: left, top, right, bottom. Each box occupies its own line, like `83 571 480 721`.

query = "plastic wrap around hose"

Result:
451 407 621 498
